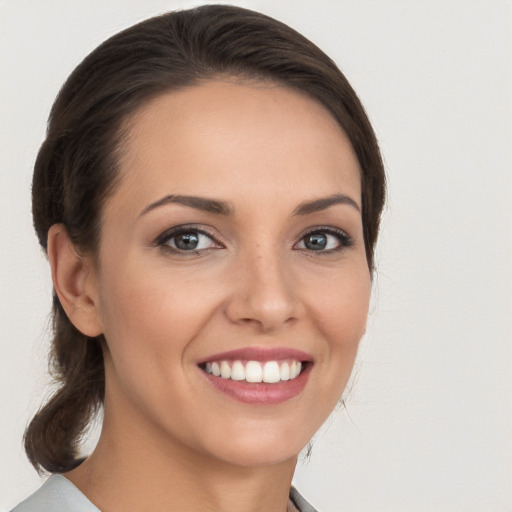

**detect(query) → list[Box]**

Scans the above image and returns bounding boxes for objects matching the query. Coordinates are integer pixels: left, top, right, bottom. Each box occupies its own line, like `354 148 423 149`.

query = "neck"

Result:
66 408 297 512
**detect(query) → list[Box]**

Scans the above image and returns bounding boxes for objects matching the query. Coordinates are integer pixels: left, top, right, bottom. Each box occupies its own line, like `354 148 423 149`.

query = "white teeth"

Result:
262 361 280 383
245 361 263 383
231 361 245 381
290 361 302 379
220 361 231 379
204 359 304 383
211 361 221 377
280 362 290 381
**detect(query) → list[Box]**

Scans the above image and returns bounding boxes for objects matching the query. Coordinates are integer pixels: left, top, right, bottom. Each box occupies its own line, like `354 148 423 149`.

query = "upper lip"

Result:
197 347 313 364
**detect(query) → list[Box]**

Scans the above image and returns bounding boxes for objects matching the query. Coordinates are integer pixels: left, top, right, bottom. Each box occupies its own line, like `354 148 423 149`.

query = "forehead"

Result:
110 80 361 215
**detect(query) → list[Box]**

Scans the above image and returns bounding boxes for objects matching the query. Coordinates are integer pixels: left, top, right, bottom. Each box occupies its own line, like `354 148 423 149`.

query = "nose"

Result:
224 246 301 332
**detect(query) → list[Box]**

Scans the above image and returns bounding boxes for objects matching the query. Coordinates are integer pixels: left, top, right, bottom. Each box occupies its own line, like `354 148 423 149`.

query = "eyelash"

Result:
294 226 353 254
154 225 353 255
155 225 221 254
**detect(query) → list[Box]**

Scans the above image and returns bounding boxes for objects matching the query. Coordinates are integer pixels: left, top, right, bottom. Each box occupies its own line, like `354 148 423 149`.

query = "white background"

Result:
1 1 511 510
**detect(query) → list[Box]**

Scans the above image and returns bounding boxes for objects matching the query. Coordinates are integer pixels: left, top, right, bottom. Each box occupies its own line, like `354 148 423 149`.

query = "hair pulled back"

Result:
26 4 385 473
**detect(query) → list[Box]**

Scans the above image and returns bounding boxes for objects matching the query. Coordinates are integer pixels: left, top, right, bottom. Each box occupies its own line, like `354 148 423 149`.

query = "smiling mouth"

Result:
197 348 313 404
199 359 308 383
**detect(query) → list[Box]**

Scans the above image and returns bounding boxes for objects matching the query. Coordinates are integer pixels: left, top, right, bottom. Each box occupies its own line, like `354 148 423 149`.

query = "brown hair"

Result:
26 4 385 474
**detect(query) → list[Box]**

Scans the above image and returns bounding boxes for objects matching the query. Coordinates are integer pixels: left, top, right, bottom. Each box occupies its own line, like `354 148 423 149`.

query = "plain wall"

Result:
1 1 511 510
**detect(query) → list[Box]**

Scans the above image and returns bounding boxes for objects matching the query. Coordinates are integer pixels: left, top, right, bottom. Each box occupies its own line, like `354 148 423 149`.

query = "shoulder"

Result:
11 475 100 512
12 477 316 512
290 486 319 512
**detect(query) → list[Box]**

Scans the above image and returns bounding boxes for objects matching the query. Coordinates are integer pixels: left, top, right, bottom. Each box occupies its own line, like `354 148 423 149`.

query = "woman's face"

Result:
90 80 371 467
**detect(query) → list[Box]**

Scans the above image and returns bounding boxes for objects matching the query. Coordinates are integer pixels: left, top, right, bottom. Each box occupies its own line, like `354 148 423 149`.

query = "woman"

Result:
13 4 385 511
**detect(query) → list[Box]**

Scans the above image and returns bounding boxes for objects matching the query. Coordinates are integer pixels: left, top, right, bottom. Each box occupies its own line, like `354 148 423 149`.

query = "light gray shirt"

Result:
11 475 318 511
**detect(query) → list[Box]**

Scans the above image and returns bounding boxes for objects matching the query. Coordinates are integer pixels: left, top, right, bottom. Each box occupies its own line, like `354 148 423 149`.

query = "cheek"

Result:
308 265 371 349
96 264 220 425
306 264 370 402
96 262 215 369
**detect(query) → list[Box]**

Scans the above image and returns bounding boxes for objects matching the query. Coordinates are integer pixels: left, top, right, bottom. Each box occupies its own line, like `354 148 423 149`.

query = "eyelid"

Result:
293 226 353 252
154 224 224 251
153 224 353 254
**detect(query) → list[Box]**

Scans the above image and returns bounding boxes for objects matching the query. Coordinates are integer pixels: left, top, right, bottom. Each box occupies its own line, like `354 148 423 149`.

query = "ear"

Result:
47 224 103 337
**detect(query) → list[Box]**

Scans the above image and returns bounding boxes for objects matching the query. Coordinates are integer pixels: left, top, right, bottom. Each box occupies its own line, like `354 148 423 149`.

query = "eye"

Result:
156 226 221 253
295 228 352 252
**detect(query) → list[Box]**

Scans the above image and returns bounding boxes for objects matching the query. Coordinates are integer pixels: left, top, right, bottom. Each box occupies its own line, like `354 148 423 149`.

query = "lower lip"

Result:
201 365 311 405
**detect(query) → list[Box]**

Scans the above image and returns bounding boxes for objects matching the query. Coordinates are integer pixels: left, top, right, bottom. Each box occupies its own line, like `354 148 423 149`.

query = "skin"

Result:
49 80 371 512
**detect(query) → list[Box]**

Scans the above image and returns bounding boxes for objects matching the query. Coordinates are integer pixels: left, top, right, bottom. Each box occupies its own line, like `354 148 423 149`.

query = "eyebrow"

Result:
292 194 360 215
139 194 233 217
139 192 360 218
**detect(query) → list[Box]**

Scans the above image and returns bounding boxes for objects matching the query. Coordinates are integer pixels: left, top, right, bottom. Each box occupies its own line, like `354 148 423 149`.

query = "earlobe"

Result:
47 224 103 337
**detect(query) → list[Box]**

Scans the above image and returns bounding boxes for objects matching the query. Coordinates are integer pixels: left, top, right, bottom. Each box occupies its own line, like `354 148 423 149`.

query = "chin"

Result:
200 422 309 468
216 445 301 468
